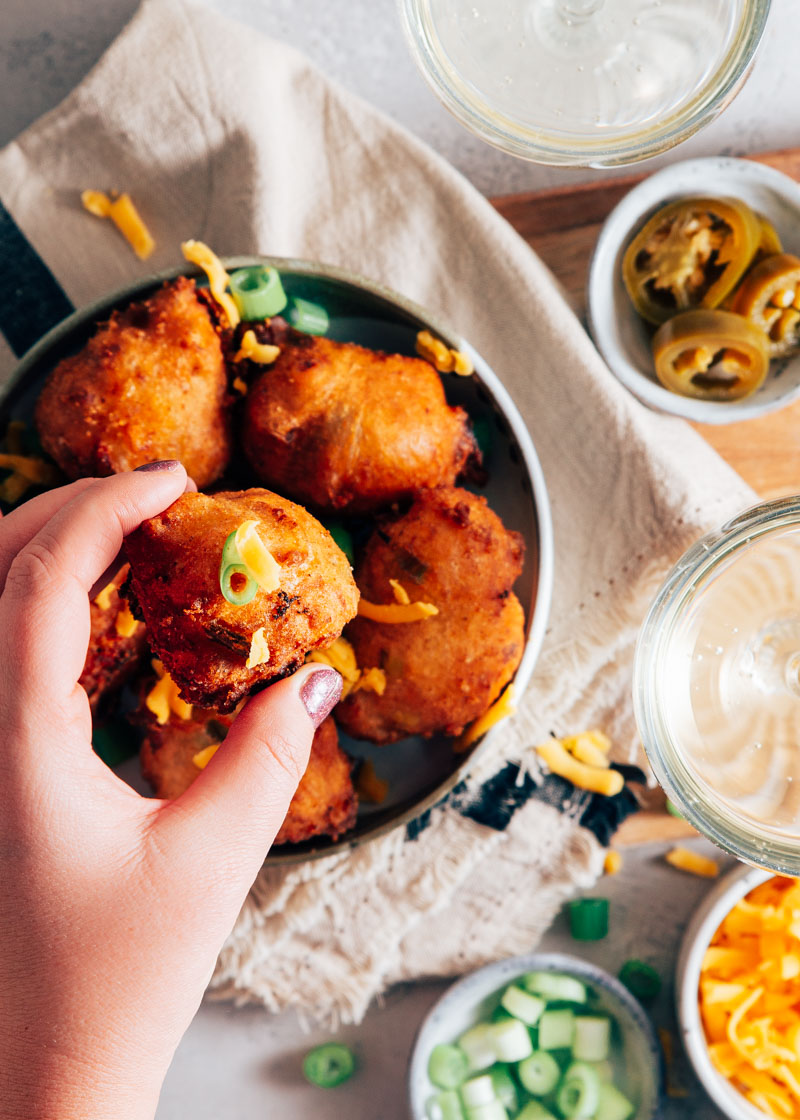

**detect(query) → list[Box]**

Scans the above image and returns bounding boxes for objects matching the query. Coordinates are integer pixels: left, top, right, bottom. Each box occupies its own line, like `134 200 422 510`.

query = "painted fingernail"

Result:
134 459 181 472
300 668 343 728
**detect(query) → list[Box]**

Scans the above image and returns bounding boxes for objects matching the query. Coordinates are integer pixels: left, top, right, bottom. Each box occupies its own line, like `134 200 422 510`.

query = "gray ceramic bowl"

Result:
408 951 663 1120
3 256 553 865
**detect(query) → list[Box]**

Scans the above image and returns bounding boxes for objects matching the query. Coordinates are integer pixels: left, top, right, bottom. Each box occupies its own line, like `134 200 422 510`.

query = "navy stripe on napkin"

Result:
0 198 74 357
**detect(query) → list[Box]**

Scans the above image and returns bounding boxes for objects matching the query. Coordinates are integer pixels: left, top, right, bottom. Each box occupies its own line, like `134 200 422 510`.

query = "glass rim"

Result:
398 0 773 167
634 495 800 875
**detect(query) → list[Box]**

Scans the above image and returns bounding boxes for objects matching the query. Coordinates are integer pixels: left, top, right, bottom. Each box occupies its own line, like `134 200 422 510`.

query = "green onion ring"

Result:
229 266 287 320
288 296 329 335
220 563 257 606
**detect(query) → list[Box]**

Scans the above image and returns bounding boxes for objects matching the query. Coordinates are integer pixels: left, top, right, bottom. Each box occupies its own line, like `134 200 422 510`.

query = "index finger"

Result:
0 464 188 703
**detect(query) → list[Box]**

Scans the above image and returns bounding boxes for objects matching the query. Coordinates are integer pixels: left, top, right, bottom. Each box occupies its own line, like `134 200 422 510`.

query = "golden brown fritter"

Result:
80 566 147 715
124 489 359 712
240 328 477 514
140 713 357 844
35 277 231 487
335 487 526 744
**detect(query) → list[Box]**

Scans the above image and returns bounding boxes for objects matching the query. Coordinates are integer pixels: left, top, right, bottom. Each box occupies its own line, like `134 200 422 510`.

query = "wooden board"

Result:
490 148 800 844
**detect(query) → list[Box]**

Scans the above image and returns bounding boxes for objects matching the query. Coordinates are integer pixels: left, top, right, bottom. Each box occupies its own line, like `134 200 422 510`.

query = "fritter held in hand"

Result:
35 277 231 486
240 328 477 514
124 489 359 712
80 565 147 715
336 486 526 744
140 712 357 844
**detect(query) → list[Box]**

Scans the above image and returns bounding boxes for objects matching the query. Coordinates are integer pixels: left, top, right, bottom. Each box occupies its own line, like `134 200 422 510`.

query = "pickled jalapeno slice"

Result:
623 197 762 325
651 309 770 401
732 252 800 357
754 212 783 263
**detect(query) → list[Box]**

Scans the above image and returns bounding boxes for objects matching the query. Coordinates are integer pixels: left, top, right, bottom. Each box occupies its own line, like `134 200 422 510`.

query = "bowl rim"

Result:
676 862 773 1120
397 0 771 168
407 949 664 1119
587 156 800 424
6 254 554 866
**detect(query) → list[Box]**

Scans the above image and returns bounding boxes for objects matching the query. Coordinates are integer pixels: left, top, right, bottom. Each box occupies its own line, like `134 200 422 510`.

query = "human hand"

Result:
0 463 342 1120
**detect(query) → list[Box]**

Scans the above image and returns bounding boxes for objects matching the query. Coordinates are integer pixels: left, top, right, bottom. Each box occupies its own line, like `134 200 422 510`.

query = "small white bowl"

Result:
407 951 662 1120
588 157 800 424
676 863 773 1120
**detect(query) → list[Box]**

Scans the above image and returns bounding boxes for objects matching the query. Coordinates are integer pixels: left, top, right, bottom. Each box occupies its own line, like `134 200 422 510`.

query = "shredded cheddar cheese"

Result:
658 1027 689 1099
234 329 280 365
0 452 59 484
452 349 474 376
357 598 438 623
415 329 473 376
535 738 624 796
604 849 623 875
81 190 155 260
308 637 361 698
455 684 516 753
389 578 411 605
354 666 387 696
232 375 249 395
145 660 192 725
192 743 220 771
563 729 613 769
114 601 140 638
234 520 281 592
665 847 720 878
246 626 270 669
181 240 240 328
94 582 116 612
356 759 389 804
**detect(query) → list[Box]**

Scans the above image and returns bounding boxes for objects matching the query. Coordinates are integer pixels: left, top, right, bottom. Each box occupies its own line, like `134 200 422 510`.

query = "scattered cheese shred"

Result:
81 190 155 260
145 660 192 725
535 738 624 796
234 520 281 592
665 847 720 878
604 849 623 875
234 329 280 365
232 375 249 395
354 666 387 696
94 582 116 612
246 626 270 669
0 452 59 484
356 759 389 804
308 636 361 699
357 598 438 623
192 743 220 771
658 1027 689 1098
181 240 240 328
455 684 516 753
415 330 473 376
389 578 411 605
563 729 612 769
114 601 140 638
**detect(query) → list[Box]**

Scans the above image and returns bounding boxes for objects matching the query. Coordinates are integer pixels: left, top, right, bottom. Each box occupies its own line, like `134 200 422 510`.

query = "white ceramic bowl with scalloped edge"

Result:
588 157 800 424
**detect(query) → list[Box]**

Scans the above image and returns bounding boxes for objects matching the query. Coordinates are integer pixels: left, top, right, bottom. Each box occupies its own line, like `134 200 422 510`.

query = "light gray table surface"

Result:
3 1 799 1117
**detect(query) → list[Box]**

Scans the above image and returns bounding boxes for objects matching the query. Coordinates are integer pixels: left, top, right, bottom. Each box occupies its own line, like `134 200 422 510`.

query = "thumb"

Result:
153 665 342 880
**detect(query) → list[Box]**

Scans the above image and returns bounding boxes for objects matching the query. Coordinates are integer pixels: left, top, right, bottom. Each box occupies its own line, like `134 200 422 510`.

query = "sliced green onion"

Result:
221 528 243 568
489 1019 533 1062
500 985 545 1026
323 520 355 565
594 1082 635 1120
489 1066 518 1115
524 973 587 1005
220 562 258 606
229 266 287 319
537 1009 575 1051
618 959 661 1003
461 1075 496 1108
288 296 330 335
665 799 684 819
573 1016 611 1062
567 898 609 941
517 1103 557 1120
302 1042 356 1087
555 1062 601 1120
464 1103 508 1120
458 1025 496 1072
491 1006 514 1024
428 1044 469 1090
427 1089 465 1120
517 1050 561 1095
586 1059 614 1083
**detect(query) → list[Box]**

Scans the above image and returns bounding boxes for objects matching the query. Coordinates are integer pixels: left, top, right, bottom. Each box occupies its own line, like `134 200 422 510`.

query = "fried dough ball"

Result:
124 489 359 712
35 277 231 486
140 713 357 844
336 487 525 744
240 327 477 514
80 565 147 715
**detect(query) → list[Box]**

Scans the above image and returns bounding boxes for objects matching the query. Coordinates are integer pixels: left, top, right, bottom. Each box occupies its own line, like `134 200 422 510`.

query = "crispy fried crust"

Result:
140 714 357 844
79 567 147 715
35 277 232 487
240 329 477 514
124 489 359 712
335 486 526 743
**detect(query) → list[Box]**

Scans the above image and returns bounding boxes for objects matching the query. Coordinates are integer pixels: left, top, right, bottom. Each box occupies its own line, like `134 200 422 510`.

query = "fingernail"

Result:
300 668 342 728
134 459 181 472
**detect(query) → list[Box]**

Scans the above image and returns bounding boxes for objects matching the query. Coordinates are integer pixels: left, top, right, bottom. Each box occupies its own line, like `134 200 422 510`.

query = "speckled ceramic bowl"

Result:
408 951 663 1119
3 256 553 865
588 157 800 424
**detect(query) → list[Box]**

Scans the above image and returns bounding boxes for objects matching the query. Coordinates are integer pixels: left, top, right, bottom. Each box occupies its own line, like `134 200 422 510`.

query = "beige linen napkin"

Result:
0 0 756 1024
